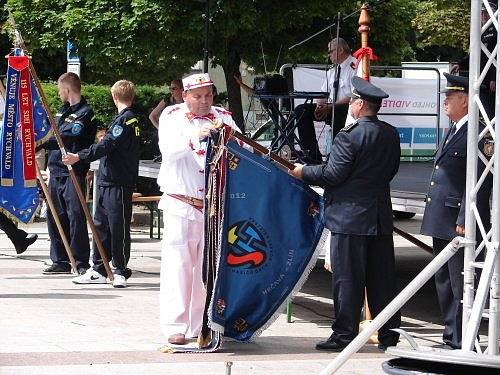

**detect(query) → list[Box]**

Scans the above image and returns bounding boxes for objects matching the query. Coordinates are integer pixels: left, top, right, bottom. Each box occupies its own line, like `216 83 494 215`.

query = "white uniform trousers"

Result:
160 212 207 339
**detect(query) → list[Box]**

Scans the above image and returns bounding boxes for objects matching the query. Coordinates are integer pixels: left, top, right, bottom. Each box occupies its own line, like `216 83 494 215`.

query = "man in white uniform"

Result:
157 73 239 345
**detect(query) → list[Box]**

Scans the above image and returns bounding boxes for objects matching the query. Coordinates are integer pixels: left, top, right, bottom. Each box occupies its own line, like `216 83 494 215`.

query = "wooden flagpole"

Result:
36 165 77 271
359 4 371 81
11 28 114 280
358 3 377 343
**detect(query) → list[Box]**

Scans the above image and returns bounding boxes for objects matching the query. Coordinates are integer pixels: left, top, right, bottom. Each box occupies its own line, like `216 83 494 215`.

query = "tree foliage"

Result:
5 0 418 127
412 0 470 51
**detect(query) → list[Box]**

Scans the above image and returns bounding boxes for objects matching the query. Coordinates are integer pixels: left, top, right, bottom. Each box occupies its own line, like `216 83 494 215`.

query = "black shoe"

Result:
315 337 347 351
77 267 89 275
378 342 397 351
43 263 71 274
15 234 38 254
123 268 132 280
431 343 455 350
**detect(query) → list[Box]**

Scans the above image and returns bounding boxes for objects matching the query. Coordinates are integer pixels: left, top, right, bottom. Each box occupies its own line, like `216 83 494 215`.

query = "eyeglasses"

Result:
170 87 180 91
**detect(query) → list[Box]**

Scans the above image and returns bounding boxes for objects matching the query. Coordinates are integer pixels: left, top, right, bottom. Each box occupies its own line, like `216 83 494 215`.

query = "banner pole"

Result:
11 28 114 281
231 131 295 170
36 164 77 272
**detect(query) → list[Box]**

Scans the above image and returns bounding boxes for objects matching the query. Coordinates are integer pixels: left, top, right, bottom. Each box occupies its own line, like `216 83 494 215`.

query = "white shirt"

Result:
321 55 357 103
157 103 239 220
454 114 468 133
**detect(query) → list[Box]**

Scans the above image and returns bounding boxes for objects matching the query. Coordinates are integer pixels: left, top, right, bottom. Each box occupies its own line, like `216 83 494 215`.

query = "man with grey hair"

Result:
294 37 356 164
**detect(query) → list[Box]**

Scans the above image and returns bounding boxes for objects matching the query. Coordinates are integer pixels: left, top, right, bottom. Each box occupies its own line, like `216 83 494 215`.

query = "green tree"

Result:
5 0 417 129
412 0 470 60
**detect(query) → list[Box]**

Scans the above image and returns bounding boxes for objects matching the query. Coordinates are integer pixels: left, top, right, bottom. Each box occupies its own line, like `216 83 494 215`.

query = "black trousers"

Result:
433 237 464 349
329 233 401 346
0 211 28 249
294 103 349 162
47 174 90 269
92 185 133 277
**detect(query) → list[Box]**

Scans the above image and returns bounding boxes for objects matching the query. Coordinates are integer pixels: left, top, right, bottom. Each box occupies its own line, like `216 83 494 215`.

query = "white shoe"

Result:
112 274 127 288
72 269 107 284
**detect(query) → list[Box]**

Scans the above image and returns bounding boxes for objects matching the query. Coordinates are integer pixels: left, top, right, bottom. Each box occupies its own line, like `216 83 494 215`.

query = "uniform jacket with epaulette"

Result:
78 107 140 188
45 98 96 176
302 116 400 235
421 118 492 240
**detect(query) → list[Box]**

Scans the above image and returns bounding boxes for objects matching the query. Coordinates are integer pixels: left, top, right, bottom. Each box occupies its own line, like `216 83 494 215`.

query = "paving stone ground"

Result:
0 215 469 374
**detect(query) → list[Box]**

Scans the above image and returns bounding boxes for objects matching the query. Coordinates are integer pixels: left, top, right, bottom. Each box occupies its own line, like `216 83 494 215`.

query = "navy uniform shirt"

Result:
302 116 400 235
45 98 96 176
78 107 140 188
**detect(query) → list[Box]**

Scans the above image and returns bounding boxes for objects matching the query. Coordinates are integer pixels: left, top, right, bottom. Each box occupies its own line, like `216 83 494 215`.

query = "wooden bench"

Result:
132 195 162 239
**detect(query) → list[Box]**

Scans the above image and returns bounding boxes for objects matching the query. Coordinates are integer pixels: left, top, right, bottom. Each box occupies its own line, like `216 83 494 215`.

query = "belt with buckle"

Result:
167 193 204 211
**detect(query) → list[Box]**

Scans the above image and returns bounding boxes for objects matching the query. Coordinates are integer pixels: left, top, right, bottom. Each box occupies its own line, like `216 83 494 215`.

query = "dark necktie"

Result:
445 123 456 145
334 65 341 100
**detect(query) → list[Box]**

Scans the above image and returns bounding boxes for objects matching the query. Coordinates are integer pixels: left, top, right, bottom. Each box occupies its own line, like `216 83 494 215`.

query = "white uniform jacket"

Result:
157 103 239 220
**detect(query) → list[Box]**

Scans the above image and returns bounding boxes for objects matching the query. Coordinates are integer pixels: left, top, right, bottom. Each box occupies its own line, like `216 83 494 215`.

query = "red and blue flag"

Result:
0 48 51 223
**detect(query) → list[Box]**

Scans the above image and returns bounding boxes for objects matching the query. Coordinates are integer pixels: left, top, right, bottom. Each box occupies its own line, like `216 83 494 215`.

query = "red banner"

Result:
15 56 36 187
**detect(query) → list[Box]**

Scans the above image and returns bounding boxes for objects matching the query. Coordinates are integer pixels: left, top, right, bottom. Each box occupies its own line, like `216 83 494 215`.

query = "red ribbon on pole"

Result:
352 47 379 79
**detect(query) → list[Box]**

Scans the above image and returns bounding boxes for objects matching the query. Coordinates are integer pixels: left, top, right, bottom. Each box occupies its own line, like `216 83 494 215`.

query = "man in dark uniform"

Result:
290 76 401 351
64 80 140 288
40 72 96 274
421 73 492 349
0 211 37 254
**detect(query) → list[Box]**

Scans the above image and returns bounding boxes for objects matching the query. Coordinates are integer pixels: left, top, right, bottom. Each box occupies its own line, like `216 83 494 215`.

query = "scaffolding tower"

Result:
320 1 500 373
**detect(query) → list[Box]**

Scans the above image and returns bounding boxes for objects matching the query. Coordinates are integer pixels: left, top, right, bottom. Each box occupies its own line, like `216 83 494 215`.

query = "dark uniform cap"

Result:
348 76 389 104
441 72 469 94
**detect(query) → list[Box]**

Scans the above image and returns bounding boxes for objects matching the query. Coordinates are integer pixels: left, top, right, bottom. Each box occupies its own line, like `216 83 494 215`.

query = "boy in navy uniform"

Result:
290 76 401 351
64 80 140 288
41 72 96 274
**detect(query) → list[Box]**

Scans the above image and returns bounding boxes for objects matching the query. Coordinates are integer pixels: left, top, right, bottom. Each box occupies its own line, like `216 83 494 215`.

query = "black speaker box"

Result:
253 74 288 95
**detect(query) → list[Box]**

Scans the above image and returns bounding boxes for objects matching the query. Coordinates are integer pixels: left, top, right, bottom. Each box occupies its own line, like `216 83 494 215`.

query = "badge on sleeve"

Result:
111 124 124 138
71 122 83 135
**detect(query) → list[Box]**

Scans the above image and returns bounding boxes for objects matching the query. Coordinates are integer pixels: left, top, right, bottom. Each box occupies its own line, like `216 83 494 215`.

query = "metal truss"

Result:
461 0 500 355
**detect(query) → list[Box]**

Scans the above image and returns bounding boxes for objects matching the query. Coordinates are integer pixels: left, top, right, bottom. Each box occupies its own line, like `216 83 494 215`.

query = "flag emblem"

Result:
227 220 268 269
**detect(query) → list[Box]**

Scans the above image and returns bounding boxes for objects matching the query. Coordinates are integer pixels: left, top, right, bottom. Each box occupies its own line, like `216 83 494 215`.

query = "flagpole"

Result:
36 165 77 271
11 27 114 281
358 3 374 333
231 131 295 170
359 4 371 81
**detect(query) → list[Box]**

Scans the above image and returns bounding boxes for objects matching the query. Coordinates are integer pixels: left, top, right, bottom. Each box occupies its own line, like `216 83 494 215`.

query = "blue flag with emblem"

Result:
0 48 51 223
208 139 324 341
